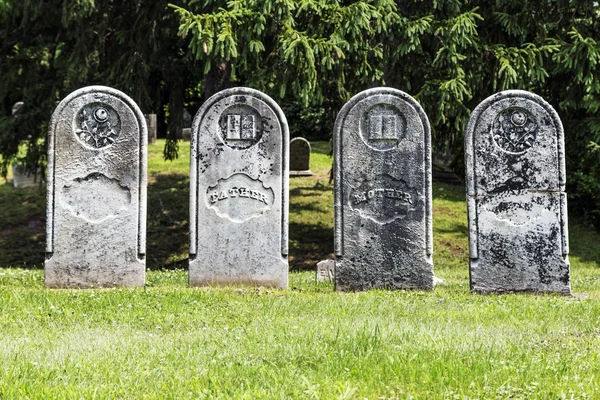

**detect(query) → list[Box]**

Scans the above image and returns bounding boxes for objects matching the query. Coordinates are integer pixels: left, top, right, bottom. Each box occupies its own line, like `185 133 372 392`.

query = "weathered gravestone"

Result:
189 87 289 288
290 137 313 176
45 86 147 288
334 87 433 291
465 90 570 294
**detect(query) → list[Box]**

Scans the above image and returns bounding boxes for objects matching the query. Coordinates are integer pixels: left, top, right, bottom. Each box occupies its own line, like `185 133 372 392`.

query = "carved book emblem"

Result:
359 104 405 151
492 108 538 154
218 104 264 149
75 104 121 148
226 115 256 140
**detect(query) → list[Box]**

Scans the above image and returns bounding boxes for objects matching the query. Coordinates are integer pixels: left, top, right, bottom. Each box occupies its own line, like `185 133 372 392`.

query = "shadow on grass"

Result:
432 182 466 203
289 221 333 271
310 141 332 156
147 173 190 270
0 182 45 268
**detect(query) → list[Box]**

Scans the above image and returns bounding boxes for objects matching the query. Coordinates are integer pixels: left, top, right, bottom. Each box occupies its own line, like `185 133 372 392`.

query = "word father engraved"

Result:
209 187 270 205
353 188 413 205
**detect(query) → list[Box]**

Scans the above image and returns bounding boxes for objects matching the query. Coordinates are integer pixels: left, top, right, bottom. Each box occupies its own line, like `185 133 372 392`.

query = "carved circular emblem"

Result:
75 103 121 148
359 104 405 151
492 107 538 154
218 104 264 149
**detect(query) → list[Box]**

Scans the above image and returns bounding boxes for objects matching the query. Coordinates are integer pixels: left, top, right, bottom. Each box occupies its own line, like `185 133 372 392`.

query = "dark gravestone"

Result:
334 88 434 291
144 114 157 144
189 87 289 288
45 86 147 288
289 137 313 176
465 90 570 294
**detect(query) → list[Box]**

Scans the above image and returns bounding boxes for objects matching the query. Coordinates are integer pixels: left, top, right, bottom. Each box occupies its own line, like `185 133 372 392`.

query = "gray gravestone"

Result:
12 164 42 188
316 259 335 282
290 137 313 176
465 90 570 294
45 86 147 288
144 114 157 144
189 87 289 288
334 87 433 291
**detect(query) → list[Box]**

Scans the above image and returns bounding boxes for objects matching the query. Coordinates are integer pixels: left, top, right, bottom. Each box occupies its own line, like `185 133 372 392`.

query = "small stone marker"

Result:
465 90 570 294
334 88 434 291
45 86 147 288
12 164 42 188
316 259 335 282
182 128 191 142
290 137 313 176
190 87 289 288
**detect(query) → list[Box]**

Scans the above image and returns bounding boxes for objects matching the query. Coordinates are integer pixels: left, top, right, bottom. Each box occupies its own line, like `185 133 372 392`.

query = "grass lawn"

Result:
0 140 599 398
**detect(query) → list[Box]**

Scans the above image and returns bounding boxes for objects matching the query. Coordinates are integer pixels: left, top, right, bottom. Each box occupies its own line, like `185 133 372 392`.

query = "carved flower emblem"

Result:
492 108 538 154
76 105 120 148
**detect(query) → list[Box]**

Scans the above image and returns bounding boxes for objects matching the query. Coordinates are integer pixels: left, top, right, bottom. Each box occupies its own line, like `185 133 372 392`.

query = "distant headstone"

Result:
144 114 157 144
465 90 570 294
45 86 147 288
334 88 434 291
12 101 24 116
12 164 42 188
182 128 191 142
189 87 289 288
183 108 192 129
290 137 313 176
316 259 335 282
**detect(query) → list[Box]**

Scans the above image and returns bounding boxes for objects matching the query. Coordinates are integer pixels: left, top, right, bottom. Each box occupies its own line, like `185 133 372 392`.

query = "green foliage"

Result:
1 0 600 227
0 0 199 176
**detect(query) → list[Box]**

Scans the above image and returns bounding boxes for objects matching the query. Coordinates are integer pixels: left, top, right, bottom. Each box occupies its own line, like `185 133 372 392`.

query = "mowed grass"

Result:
0 140 599 398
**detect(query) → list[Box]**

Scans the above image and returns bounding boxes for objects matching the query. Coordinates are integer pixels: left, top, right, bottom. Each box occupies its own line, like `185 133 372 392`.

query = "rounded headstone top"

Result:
334 87 430 153
192 87 288 151
465 90 565 195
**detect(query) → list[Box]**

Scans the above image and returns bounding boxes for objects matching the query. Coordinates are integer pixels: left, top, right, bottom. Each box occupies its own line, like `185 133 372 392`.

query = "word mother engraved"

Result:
352 188 413 205
349 175 417 224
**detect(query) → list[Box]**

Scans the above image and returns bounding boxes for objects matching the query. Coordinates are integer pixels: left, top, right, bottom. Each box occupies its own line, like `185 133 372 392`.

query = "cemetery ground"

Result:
0 141 599 398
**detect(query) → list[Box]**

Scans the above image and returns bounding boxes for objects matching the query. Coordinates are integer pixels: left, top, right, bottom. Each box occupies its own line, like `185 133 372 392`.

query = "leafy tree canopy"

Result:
1 0 599 227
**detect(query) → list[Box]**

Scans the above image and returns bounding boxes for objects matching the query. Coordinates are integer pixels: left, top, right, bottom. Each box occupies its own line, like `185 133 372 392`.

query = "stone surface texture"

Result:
45 86 147 288
465 90 570 294
316 259 335 282
290 137 313 176
334 87 433 291
190 87 289 288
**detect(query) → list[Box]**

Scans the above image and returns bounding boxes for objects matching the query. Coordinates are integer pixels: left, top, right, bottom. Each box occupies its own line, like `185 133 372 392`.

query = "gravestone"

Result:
334 87 433 291
316 259 335 282
144 114 157 144
189 87 289 288
182 128 191 142
466 90 570 294
12 101 24 115
12 164 42 188
45 86 147 288
290 137 313 176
